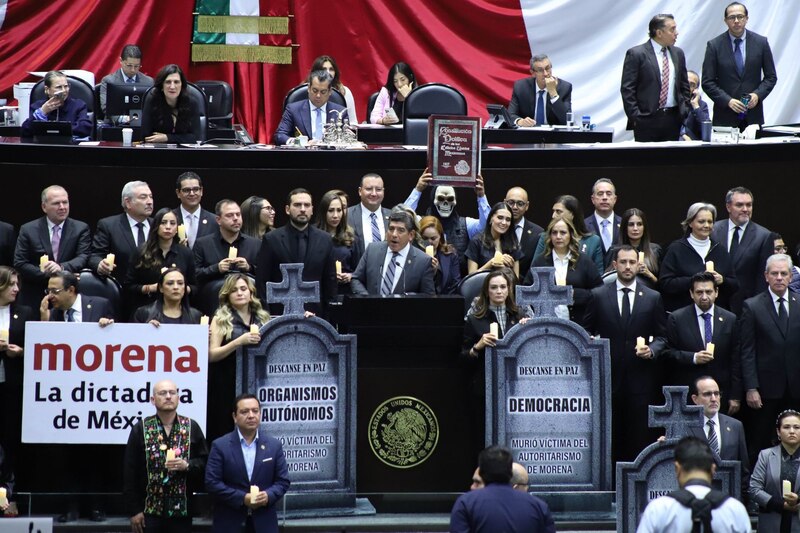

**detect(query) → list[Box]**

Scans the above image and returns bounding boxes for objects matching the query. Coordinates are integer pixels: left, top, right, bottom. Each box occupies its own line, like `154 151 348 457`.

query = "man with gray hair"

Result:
508 54 573 126
740 253 800 460
273 70 347 144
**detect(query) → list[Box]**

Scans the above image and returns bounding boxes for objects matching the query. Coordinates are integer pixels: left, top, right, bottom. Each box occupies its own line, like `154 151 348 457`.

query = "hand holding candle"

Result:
250 324 259 334
706 342 715 356
40 254 49 271
335 260 342 275
705 261 715 273
492 251 503 266
228 247 238 260
106 253 116 269
0 487 7 507
425 245 435 257
638 251 645 264
200 315 209 325
166 449 176 462
0 329 8 343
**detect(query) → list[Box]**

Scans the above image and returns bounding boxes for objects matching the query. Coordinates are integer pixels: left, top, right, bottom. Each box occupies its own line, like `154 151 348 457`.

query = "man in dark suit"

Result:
273 70 346 145
256 188 336 315
99 44 154 123
701 2 777 128
347 173 391 263
665 272 742 415
505 186 543 276
0 221 15 267
39 272 115 323
712 186 773 315
681 70 711 141
194 200 260 313
205 393 290 533
90 180 153 282
351 211 435 296
583 245 667 463
689 376 750 498
508 54 572 126
583 178 621 263
620 14 690 141
740 254 800 462
14 185 91 310
450 446 555 533
173 171 219 249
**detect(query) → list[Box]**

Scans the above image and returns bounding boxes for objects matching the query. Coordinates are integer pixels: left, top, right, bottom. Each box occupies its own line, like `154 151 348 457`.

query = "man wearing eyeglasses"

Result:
273 70 347 145
99 44 154 124
701 2 777 128
689 376 750 499
508 54 572 127
124 380 208 533
173 171 219 249
39 272 114 324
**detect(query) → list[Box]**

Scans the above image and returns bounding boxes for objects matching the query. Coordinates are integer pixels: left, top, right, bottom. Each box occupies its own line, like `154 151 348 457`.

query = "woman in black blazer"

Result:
419 216 461 295
0 266 35 510
659 202 738 312
133 268 202 325
607 208 663 290
525 216 602 325
125 208 196 319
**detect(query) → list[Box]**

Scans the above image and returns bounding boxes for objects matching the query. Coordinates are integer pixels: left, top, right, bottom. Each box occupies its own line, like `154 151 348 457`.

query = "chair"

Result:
77 269 122 320
601 270 618 285
196 80 234 129
402 83 467 145
141 82 208 141
365 91 379 123
458 270 490 314
31 75 96 139
282 83 347 111
93 83 105 123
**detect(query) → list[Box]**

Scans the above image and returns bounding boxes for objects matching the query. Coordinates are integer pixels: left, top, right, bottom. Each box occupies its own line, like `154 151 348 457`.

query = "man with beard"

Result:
583 245 667 463
404 169 490 272
256 188 335 315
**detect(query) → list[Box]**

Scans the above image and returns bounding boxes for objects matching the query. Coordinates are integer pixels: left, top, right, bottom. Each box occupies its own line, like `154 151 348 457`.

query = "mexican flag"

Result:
192 0 291 63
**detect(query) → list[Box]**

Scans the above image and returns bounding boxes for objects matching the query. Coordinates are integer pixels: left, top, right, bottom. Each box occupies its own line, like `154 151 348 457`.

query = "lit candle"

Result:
177 224 186 240
228 247 238 260
0 329 8 343
705 261 714 272
335 260 342 275
706 342 715 355
250 324 259 334
0 487 6 507
166 449 176 461
556 274 566 286
200 315 209 325
489 322 498 337
40 254 49 270
784 479 792 496
425 245 435 257
636 337 646 349
250 485 259 499
638 251 645 263
106 253 115 269
492 251 503 265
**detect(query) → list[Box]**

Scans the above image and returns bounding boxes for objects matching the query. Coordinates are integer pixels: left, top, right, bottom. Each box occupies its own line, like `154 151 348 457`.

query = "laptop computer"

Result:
31 121 73 144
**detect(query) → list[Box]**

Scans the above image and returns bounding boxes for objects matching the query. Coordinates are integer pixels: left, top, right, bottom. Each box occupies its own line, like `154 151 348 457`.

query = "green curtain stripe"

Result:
195 0 229 15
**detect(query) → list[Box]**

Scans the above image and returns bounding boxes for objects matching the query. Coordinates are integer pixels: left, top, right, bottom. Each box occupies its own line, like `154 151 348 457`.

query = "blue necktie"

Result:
381 252 400 296
314 107 323 140
370 212 382 243
701 313 712 346
126 77 136 84
733 38 744 76
66 308 75 322
535 90 546 125
601 220 611 251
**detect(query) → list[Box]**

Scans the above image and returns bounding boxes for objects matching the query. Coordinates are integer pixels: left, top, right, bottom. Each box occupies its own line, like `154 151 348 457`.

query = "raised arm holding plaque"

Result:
427 115 481 187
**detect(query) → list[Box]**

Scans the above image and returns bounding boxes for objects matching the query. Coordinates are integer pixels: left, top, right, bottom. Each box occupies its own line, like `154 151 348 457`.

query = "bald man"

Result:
511 462 530 492
505 187 543 276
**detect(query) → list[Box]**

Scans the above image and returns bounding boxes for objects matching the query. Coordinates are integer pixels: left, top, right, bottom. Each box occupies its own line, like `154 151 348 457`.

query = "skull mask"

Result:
434 186 457 218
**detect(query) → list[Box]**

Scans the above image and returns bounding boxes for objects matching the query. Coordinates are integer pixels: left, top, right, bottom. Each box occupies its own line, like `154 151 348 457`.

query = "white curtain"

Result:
519 0 800 140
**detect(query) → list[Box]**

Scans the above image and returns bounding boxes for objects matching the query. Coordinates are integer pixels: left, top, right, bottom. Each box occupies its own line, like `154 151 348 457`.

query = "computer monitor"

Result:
485 104 516 129
106 82 152 126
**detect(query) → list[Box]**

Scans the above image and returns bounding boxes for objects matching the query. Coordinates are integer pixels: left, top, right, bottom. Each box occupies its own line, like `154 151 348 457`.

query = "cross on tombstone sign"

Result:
649 386 703 440
266 263 320 315
516 266 573 318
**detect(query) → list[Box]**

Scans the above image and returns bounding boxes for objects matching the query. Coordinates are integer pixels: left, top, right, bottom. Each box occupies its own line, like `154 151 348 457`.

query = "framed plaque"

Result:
427 115 482 187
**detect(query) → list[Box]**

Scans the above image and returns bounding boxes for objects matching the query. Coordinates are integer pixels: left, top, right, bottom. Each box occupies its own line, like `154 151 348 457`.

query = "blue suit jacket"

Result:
450 483 556 533
206 429 290 533
273 100 347 144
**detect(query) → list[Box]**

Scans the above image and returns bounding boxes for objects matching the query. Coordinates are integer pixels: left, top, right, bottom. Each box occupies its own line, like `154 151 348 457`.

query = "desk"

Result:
354 125 613 145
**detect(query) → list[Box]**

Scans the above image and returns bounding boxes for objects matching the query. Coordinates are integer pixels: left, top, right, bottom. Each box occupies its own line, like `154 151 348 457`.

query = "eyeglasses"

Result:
155 390 178 397
180 187 202 194
122 63 142 70
726 14 746 21
45 288 64 295
505 200 528 208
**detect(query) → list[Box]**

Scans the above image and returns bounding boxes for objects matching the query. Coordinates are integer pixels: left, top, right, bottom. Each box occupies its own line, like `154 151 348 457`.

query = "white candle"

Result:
166 449 176 461
492 251 503 265
556 274 566 286
425 245 435 257
0 487 6 507
638 251 645 263
200 315 209 325
784 479 792 495
705 261 714 272
106 253 115 269
177 224 186 240
489 322 498 337
40 254 49 270
250 324 259 334
706 342 715 355
335 260 342 274
250 485 259 499
636 337 646 349
228 247 238 260
0 329 8 343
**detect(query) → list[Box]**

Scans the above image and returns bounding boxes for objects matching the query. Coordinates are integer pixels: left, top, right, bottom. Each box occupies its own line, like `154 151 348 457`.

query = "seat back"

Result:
141 82 208 141
402 83 467 145
31 75 96 139
196 80 234 129
78 269 121 320
94 83 105 122
282 83 347 111
602 270 618 285
365 91 379 123
458 270 490 314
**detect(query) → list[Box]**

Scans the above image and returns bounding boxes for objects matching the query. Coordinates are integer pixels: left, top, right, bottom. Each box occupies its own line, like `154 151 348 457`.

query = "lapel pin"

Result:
87 304 92 309
638 291 643 296
260 444 265 450
527 229 532 234
202 219 208 224
726 427 730 432
718 316 724 321
13 314 17 319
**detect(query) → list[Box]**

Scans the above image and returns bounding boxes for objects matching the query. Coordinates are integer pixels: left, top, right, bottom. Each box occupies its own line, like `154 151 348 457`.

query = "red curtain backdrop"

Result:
0 0 529 143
